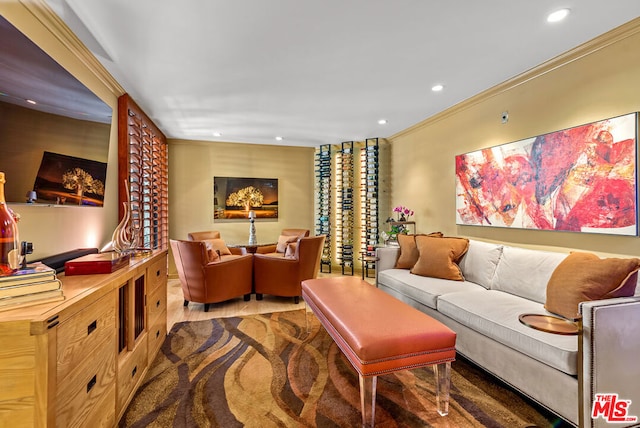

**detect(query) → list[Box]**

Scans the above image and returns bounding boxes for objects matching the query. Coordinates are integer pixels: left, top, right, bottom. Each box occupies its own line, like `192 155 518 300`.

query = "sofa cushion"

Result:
458 240 503 289
395 232 443 269
437 289 578 375
377 269 486 309
545 252 640 320
491 246 566 304
411 236 469 281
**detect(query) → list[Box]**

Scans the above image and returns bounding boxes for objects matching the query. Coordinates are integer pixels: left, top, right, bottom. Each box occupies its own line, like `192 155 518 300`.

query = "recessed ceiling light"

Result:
378 119 387 125
547 8 570 23
275 136 283 141
213 132 222 137
431 84 444 92
26 99 37 104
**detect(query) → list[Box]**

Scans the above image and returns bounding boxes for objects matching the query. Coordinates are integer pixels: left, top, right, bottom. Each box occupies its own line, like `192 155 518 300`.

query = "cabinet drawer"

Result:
147 256 167 293
56 334 116 428
148 313 167 360
117 335 148 412
147 284 166 328
57 293 116 382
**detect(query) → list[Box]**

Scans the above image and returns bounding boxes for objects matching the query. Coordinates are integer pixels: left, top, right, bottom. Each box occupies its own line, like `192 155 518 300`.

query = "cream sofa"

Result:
376 239 640 427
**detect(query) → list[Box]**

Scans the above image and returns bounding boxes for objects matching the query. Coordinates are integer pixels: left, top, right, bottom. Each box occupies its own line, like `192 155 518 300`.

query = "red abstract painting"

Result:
455 113 637 235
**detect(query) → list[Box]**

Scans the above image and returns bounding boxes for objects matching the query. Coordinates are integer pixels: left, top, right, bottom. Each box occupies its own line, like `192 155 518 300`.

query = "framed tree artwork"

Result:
455 113 638 235
214 177 278 221
33 151 107 206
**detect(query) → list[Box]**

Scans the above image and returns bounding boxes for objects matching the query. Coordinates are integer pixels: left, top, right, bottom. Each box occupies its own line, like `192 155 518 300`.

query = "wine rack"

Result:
336 141 354 275
315 144 332 273
360 138 379 274
313 139 383 275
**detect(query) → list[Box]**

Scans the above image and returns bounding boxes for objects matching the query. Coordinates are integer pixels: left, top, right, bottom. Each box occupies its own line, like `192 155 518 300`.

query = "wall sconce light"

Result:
26 190 37 203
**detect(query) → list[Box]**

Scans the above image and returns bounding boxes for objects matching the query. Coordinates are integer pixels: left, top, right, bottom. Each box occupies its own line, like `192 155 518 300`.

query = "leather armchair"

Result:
170 239 253 311
253 235 325 303
256 228 310 254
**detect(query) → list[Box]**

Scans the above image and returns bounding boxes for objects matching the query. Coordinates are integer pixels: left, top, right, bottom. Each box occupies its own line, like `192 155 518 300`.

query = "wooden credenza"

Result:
0 250 168 427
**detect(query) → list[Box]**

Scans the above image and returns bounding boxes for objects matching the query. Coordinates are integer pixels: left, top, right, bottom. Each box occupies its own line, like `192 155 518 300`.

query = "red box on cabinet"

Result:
64 252 131 276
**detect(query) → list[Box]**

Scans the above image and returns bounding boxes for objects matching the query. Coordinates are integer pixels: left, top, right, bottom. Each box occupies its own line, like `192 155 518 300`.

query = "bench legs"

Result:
358 361 451 427
434 361 451 416
359 374 378 427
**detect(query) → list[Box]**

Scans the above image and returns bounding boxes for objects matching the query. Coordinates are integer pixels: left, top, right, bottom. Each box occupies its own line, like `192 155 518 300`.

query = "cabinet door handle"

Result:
131 366 137 378
87 320 97 335
156 299 161 308
156 330 160 338
87 375 97 393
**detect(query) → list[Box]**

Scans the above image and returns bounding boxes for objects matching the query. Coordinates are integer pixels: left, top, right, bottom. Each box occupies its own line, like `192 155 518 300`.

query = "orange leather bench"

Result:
301 276 457 427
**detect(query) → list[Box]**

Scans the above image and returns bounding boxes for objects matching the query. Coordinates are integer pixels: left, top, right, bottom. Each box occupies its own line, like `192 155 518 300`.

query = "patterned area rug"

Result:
120 310 570 427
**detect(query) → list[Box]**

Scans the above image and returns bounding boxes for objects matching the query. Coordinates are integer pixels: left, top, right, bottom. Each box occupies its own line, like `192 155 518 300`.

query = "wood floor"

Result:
167 271 375 330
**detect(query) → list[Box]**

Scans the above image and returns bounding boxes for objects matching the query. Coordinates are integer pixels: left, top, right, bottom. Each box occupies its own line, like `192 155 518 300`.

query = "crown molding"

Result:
391 16 640 140
19 0 124 96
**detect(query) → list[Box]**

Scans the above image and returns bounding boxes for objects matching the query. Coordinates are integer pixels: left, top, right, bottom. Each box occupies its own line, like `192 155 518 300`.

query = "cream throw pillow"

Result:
411 236 469 281
545 252 640 320
276 235 299 253
204 238 232 261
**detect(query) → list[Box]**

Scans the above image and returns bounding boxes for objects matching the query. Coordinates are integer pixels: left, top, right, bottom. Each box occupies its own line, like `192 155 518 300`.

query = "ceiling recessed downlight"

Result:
378 119 387 125
213 132 222 137
275 136 283 141
431 84 444 92
547 8 570 23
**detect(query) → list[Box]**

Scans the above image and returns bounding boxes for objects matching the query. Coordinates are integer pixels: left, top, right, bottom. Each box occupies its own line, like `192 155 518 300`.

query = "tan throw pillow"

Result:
545 252 640 320
411 236 469 281
204 238 232 258
395 232 444 269
276 235 298 253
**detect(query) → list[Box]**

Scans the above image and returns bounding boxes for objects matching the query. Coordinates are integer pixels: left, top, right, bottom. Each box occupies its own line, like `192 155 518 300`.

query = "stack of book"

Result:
0 262 64 310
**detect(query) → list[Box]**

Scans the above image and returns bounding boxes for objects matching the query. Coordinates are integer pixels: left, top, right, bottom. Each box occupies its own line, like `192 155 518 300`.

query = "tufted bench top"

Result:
302 276 456 376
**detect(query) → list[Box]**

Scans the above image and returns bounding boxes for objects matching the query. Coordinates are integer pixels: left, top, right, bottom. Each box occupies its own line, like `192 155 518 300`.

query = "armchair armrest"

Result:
229 247 247 255
256 244 277 254
579 296 640 427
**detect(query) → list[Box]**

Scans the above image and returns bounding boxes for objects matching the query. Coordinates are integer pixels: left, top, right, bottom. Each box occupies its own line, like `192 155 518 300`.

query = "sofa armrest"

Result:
579 296 640 428
375 246 400 283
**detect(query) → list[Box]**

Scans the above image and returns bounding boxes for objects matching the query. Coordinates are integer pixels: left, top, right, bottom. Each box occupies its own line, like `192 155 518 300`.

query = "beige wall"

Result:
389 19 640 257
1 3 121 259
169 140 315 245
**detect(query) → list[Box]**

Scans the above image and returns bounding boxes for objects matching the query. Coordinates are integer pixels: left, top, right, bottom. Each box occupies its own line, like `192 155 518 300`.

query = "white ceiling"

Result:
46 0 640 147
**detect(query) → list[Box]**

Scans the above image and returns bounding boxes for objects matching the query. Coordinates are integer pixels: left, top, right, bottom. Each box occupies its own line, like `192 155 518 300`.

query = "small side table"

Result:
228 242 276 254
359 251 379 280
518 313 579 335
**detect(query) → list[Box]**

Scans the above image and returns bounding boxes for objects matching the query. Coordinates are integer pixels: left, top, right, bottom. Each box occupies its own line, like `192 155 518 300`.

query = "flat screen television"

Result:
0 15 112 206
